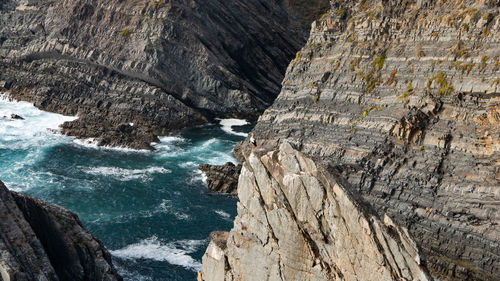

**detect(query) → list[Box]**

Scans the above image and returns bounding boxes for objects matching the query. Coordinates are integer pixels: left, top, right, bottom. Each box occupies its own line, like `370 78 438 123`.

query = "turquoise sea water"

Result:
0 96 250 280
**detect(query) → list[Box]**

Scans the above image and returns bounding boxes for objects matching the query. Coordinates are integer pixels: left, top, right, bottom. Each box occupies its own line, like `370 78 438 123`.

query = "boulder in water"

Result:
199 162 241 195
10 114 24 120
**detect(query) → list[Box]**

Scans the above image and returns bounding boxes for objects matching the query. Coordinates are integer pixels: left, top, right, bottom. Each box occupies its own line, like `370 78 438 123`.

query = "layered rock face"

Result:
0 181 121 281
0 0 328 149
201 143 432 281
229 0 500 280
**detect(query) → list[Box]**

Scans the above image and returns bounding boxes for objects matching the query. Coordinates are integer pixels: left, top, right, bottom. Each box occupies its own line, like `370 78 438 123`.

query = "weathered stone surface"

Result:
233 1 500 280
199 162 241 195
0 180 122 281
201 143 432 281
0 0 328 149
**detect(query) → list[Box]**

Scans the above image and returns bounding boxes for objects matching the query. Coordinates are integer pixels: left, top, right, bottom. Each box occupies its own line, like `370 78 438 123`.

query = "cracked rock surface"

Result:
201 143 432 281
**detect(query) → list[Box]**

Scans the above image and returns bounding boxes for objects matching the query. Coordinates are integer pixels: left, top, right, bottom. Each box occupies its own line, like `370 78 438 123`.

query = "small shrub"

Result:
336 7 347 18
491 78 500 87
372 55 386 71
454 40 468 58
427 72 454 95
362 106 381 118
319 13 329 21
398 81 414 100
312 95 318 104
483 13 493 23
386 69 398 86
479 56 489 72
493 56 500 71
481 27 491 38
350 57 360 72
331 60 341 72
418 145 424 151
120 28 133 37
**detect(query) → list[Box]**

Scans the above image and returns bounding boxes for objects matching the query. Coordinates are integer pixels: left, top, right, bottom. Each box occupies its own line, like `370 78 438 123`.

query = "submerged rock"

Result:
10 114 24 120
0 180 122 281
201 143 432 281
199 162 241 195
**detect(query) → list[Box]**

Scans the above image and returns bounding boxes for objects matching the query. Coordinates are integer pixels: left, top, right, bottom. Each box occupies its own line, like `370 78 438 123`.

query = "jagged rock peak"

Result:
201 142 431 281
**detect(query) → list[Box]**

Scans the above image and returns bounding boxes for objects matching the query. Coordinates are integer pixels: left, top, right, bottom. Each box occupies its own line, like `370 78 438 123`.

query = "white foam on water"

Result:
73 138 152 153
198 151 237 165
110 236 203 271
114 266 153 281
189 169 207 184
178 161 197 168
159 136 186 143
217 118 249 137
0 95 77 150
158 199 191 221
83 166 171 181
214 210 231 220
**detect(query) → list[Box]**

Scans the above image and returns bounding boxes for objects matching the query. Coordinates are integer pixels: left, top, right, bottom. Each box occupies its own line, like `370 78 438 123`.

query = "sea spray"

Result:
0 97 251 280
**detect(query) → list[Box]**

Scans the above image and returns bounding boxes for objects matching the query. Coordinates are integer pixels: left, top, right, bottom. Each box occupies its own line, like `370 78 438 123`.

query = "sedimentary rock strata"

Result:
0 0 328 149
229 0 500 280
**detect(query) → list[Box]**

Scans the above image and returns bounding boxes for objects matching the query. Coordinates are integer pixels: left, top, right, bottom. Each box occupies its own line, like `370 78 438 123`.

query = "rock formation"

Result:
0 180 122 281
0 0 328 149
201 143 432 281
209 0 500 280
199 162 241 195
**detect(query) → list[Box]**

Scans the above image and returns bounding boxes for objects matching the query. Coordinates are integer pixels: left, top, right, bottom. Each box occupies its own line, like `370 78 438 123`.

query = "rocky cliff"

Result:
0 0 328 149
207 0 500 280
0 181 122 281
201 143 431 281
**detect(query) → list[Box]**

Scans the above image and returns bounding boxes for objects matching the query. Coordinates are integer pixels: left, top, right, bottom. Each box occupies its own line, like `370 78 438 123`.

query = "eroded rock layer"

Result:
0 0 328 149
201 143 431 281
231 0 500 280
0 181 121 281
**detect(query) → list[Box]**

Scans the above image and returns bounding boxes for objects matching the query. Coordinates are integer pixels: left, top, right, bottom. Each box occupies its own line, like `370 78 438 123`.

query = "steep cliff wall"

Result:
0 0 328 149
0 181 121 281
201 143 432 281
226 0 500 280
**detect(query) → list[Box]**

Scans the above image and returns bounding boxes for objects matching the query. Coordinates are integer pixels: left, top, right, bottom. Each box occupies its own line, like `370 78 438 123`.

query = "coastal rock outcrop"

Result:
225 0 500 280
199 162 241 195
201 143 432 281
0 180 122 281
0 0 328 149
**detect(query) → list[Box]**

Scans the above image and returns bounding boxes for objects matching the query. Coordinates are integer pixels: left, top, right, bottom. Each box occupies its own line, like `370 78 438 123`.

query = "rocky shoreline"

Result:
0 0 329 149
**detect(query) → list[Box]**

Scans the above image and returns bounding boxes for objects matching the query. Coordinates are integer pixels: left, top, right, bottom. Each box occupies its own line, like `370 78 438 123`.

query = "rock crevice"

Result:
201 143 431 281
